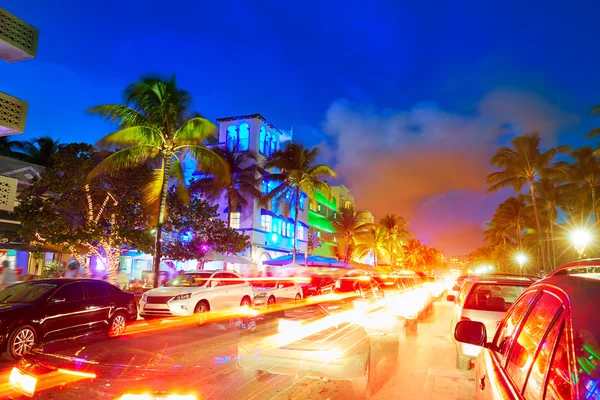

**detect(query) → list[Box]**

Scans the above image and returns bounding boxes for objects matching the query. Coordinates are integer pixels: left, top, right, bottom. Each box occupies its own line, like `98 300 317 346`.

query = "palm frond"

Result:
174 117 217 144
87 104 149 128
587 128 600 138
87 145 159 182
170 158 189 203
307 164 337 179
144 167 166 212
95 126 163 150
183 146 230 186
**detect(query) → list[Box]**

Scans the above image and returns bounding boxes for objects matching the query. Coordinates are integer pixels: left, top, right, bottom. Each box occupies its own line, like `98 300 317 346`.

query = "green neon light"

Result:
315 192 336 210
308 211 335 233
577 357 594 375
584 345 600 361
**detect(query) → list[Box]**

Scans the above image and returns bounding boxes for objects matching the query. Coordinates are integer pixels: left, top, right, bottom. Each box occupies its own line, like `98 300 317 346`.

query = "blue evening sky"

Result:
2 0 599 253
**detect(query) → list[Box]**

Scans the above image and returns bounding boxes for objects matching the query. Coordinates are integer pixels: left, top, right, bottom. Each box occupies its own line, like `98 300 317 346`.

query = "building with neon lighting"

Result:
213 114 309 274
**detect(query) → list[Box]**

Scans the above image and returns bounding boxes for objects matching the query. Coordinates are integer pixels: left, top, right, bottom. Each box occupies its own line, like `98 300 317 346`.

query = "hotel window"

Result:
261 179 268 194
345 201 352 209
272 219 278 233
261 215 272 232
299 193 306 211
238 123 250 151
287 223 294 237
309 201 317 212
230 212 241 229
226 125 238 152
270 135 277 156
259 126 266 154
317 204 322 212
297 225 304 240
272 198 280 214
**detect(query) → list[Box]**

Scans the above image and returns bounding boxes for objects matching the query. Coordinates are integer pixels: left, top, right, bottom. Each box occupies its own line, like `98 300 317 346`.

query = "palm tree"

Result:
586 105 600 138
0 137 29 159
87 75 227 288
262 143 337 263
330 208 373 263
21 136 61 166
486 133 565 272
566 147 600 225
533 176 575 269
191 146 262 228
403 238 426 269
494 195 530 248
379 214 411 267
354 226 388 267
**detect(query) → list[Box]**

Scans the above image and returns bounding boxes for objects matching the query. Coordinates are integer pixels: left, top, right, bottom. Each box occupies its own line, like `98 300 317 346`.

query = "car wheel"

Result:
457 354 471 370
195 301 210 326
109 312 127 337
8 325 37 359
350 352 370 398
240 296 252 307
295 293 301 302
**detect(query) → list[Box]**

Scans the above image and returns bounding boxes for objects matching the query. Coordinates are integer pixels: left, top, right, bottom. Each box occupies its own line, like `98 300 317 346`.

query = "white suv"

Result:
139 270 253 322
250 279 303 307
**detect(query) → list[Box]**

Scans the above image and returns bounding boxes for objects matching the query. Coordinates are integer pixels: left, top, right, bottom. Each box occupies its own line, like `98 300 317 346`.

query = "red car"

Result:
454 271 599 399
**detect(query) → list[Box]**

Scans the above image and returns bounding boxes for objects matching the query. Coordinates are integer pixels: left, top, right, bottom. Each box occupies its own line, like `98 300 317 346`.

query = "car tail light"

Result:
460 316 471 322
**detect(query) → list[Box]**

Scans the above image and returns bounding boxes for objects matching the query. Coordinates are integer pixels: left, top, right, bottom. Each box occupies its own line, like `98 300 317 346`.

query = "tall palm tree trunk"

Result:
592 186 598 226
550 218 556 271
530 183 547 272
344 234 350 263
516 222 522 249
153 155 172 288
374 250 378 267
545 230 552 271
292 188 300 264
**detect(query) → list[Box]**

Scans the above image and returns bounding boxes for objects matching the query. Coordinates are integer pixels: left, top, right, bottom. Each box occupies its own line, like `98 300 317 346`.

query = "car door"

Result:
208 273 233 310
223 272 247 307
83 280 112 331
41 282 88 340
321 276 335 294
477 290 563 400
278 280 295 302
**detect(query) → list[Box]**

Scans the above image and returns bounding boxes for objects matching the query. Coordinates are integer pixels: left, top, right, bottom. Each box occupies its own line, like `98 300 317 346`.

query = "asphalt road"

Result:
0 299 475 400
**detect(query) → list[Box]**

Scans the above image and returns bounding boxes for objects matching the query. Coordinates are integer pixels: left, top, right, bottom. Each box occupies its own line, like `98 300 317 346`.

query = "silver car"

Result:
449 275 536 370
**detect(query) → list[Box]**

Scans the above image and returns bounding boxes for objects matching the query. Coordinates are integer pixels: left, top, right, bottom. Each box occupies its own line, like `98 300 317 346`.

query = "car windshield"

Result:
0 282 57 303
167 273 212 287
464 283 530 312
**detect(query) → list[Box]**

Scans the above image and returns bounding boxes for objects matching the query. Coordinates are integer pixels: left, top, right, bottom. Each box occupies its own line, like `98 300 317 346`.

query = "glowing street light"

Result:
571 228 592 260
516 254 527 276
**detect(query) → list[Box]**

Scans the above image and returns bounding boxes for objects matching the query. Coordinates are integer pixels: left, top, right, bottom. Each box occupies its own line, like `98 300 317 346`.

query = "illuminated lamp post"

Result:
516 254 527 276
571 228 592 260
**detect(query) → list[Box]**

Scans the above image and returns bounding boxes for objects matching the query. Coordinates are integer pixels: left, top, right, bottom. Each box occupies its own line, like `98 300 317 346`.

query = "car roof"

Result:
547 258 600 276
23 279 109 285
467 277 537 286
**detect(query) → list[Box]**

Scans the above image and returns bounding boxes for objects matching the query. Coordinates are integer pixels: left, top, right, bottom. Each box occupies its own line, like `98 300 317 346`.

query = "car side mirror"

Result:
49 297 66 304
278 284 284 289
446 294 456 302
454 321 487 347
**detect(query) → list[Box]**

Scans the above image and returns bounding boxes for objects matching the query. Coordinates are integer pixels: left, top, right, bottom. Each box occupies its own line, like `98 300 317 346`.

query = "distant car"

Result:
454 272 599 400
299 275 336 297
250 279 303 307
0 279 137 359
139 271 253 323
449 275 535 370
546 258 600 277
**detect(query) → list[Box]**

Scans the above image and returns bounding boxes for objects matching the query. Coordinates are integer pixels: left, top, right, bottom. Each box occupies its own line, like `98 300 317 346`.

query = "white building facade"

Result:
213 114 309 274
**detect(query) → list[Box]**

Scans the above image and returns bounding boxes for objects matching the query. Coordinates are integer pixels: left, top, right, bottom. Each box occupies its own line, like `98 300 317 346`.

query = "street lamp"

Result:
571 228 591 260
516 254 527 276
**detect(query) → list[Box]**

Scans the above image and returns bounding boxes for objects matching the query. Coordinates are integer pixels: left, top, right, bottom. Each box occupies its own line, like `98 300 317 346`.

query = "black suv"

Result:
0 279 137 359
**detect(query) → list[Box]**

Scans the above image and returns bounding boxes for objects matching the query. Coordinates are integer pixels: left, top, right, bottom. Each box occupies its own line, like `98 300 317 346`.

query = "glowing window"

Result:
259 127 266 155
297 225 304 240
230 212 241 229
238 123 249 151
226 125 238 152
261 215 272 232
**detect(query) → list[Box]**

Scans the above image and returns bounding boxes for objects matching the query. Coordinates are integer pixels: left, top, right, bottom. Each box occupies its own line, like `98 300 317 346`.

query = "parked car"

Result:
250 279 303 307
454 272 599 400
139 270 253 323
299 274 336 297
0 279 137 359
448 275 536 370
546 257 600 277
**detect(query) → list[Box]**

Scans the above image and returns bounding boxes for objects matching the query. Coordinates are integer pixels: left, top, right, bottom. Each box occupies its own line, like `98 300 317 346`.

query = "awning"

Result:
223 206 242 213
299 221 309 228
260 209 278 218
262 254 352 268
201 251 238 263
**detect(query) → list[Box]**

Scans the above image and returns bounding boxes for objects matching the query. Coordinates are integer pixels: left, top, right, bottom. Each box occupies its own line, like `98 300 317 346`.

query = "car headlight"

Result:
141 294 147 302
254 292 267 298
172 293 191 301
